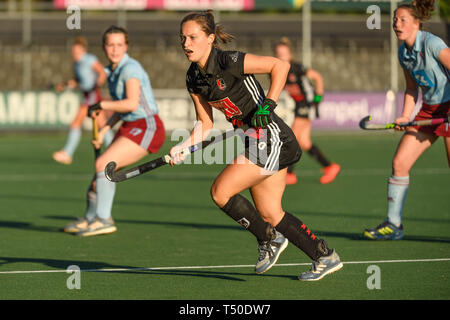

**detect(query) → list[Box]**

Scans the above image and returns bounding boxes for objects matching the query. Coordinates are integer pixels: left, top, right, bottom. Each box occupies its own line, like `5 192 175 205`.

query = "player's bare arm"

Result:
92 60 107 88
438 48 450 70
100 78 140 113
306 68 324 95
397 67 419 129
243 53 290 102
170 93 214 164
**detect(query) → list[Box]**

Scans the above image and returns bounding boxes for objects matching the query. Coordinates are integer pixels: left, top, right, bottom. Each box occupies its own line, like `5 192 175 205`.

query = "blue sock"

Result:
103 130 115 148
63 128 81 157
387 175 409 227
96 171 116 220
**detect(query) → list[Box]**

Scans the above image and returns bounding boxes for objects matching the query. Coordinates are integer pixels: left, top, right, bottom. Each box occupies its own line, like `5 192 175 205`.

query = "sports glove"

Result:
251 98 277 128
313 94 322 104
88 102 102 118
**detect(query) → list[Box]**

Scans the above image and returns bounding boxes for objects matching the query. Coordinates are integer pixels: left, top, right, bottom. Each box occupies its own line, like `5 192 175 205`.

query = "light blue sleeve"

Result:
397 45 407 69
121 62 142 83
426 34 448 61
85 53 98 68
104 66 111 77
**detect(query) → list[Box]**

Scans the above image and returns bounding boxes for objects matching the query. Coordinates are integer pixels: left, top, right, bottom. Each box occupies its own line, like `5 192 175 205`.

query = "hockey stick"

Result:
359 115 450 130
105 131 230 182
92 117 101 159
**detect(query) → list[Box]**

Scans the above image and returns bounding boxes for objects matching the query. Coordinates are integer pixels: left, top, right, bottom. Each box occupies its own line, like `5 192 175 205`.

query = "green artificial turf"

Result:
0 131 448 300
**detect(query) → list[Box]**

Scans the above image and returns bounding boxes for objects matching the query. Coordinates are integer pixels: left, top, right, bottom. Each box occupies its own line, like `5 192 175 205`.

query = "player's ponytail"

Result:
412 0 435 22
397 0 434 29
180 10 234 47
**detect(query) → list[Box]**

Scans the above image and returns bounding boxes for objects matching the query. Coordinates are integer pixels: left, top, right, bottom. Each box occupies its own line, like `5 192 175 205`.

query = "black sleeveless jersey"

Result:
186 47 265 128
186 47 302 171
285 62 315 107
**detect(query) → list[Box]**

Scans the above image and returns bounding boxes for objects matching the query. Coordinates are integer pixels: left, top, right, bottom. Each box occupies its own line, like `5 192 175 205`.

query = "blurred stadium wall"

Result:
0 0 447 130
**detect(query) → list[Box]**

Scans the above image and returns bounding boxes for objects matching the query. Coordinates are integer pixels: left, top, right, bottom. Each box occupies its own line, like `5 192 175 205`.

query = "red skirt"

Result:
115 115 165 153
82 88 102 106
412 101 450 137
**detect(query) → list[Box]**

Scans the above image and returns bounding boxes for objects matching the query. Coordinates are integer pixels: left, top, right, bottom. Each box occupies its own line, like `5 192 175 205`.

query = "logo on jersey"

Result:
285 83 304 102
229 52 239 63
208 97 242 120
413 70 434 87
258 141 267 150
216 78 226 90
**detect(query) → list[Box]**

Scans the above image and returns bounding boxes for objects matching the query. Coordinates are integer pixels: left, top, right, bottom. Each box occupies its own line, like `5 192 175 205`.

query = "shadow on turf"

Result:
102 268 298 282
0 220 60 233
42 216 450 243
0 256 297 282
45 215 244 232
3 193 450 225
6 191 447 225
0 256 137 272
313 230 450 243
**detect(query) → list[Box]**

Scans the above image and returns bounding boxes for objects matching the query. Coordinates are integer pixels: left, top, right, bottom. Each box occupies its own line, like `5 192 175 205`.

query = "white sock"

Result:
103 130 115 148
96 171 116 220
63 128 81 157
387 175 409 227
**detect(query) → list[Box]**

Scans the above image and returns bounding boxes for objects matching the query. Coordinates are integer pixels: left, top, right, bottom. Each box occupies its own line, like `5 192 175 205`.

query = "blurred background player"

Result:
364 0 449 240
52 36 114 165
170 11 342 281
274 37 341 185
64 26 165 236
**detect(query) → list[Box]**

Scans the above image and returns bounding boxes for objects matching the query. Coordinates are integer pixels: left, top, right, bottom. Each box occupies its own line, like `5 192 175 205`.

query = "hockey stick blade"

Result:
359 115 395 130
105 156 170 182
105 161 118 182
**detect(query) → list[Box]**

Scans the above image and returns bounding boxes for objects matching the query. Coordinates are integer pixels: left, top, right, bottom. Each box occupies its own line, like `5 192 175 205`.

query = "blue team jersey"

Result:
74 53 98 93
398 30 450 105
105 53 159 122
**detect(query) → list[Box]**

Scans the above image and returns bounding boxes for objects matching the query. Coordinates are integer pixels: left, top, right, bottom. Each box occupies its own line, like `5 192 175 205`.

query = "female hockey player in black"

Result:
170 11 342 281
275 37 341 185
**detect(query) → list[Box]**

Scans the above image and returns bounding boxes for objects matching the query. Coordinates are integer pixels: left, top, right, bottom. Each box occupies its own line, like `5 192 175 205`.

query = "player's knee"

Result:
258 207 283 226
210 184 230 208
297 136 312 150
95 158 107 173
298 140 312 151
392 156 409 176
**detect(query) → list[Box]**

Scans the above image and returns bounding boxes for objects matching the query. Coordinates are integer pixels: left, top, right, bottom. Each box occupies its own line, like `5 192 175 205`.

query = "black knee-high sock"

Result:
287 164 296 173
307 144 331 168
275 212 330 261
220 194 274 242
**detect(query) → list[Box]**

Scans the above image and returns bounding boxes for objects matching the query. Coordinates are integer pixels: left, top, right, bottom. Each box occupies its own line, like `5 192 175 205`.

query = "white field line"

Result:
0 258 449 275
0 168 448 182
